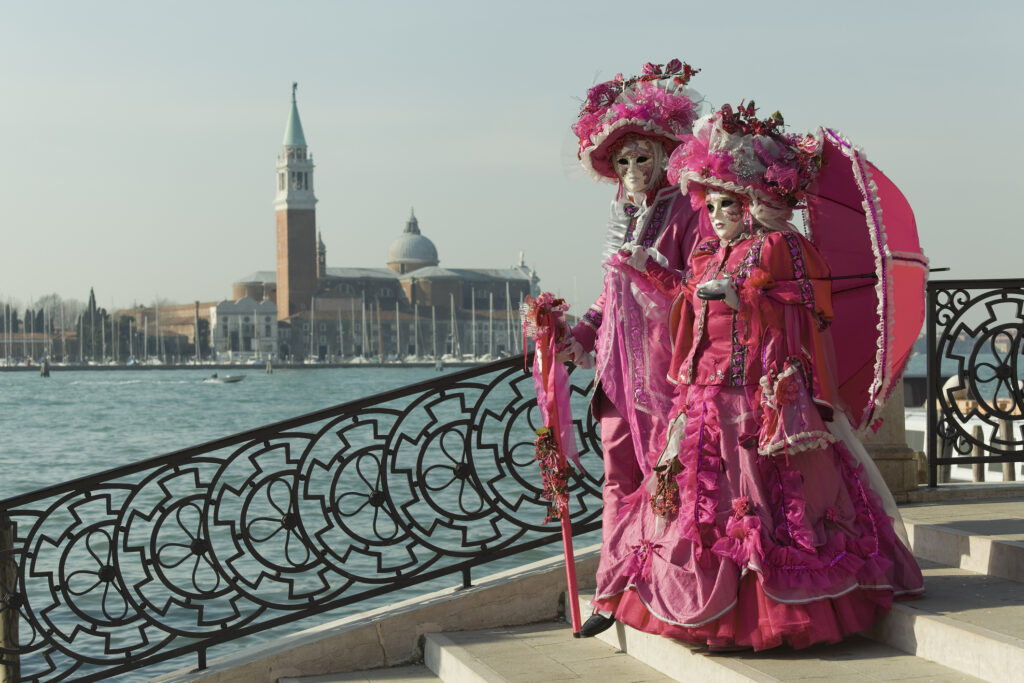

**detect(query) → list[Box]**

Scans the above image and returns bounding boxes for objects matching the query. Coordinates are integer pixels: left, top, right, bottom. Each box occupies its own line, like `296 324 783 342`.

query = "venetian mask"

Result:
706 191 745 242
612 135 662 195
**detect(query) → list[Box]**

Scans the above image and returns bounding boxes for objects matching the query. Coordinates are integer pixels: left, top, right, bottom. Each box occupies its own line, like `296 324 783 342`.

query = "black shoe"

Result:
578 613 616 637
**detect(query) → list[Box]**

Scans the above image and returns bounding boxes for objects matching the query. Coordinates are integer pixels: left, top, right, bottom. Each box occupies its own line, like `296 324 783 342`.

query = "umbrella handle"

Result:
544 332 582 635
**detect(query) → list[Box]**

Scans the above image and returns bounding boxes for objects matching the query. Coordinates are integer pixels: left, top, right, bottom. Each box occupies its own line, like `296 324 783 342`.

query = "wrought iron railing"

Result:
0 356 603 682
927 279 1024 486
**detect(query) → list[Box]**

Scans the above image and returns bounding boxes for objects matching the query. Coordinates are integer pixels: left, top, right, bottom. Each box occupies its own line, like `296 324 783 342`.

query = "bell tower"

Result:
274 82 318 320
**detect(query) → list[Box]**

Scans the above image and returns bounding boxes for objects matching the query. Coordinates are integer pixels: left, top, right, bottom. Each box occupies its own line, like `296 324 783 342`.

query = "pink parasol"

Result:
805 129 929 430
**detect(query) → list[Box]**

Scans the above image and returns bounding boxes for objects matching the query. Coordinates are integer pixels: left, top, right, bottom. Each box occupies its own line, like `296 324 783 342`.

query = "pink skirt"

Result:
593 384 923 650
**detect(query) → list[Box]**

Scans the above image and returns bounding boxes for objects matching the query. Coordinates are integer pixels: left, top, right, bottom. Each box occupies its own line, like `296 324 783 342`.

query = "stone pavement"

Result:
426 622 672 682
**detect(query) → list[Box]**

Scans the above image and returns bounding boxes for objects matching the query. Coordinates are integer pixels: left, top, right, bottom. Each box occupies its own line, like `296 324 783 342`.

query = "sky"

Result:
2 0 1021 315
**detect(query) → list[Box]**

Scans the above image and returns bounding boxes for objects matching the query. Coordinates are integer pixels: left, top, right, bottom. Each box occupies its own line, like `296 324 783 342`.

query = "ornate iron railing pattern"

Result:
0 356 603 682
927 279 1024 486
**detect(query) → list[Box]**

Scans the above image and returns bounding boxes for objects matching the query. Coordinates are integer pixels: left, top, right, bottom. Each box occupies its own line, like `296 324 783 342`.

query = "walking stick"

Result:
522 293 583 636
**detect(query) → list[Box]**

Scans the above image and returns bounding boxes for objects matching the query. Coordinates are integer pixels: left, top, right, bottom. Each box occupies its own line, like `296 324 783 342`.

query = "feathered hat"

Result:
573 59 702 183
668 102 821 216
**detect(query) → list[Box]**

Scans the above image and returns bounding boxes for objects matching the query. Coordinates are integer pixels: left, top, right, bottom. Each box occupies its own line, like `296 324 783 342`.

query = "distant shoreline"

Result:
0 360 493 372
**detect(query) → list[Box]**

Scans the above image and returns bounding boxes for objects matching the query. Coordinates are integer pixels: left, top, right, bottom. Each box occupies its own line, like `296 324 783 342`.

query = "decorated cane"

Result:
521 293 583 636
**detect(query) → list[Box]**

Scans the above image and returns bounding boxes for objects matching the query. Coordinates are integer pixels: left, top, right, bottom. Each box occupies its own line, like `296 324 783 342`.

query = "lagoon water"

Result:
0 366 463 499
0 366 598 680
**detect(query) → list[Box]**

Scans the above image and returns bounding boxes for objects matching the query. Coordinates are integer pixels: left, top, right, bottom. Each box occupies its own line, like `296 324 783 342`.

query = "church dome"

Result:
386 210 439 273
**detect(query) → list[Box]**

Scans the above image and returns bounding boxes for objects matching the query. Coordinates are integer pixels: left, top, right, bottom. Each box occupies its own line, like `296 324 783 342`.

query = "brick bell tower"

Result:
274 82 318 320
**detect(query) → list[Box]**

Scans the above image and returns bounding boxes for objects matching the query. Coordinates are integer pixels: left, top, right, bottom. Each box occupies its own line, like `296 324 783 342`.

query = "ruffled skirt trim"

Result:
596 574 893 651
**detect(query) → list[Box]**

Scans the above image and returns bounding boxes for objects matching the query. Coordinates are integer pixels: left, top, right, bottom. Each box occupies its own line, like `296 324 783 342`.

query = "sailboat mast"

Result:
361 292 368 358
505 281 512 355
309 296 316 360
375 299 383 363
195 302 201 365
449 293 458 358
155 302 161 362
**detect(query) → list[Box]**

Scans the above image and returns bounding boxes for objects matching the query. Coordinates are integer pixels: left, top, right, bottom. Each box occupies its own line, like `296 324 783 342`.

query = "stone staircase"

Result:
278 496 1023 683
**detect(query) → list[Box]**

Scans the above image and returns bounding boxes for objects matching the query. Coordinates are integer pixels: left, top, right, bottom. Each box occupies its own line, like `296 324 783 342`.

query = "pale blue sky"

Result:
2 1 1020 313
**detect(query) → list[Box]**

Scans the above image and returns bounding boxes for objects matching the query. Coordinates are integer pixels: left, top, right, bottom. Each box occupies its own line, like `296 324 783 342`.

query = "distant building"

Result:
217 85 541 362
115 301 212 361
209 298 277 361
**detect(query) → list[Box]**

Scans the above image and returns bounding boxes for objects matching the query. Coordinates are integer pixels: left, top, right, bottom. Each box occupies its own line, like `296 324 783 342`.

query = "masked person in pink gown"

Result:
559 61 712 637
591 103 924 649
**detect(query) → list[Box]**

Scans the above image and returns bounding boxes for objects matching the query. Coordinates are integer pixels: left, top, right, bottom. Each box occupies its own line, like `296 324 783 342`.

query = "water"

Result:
0 367 459 499
0 366 599 680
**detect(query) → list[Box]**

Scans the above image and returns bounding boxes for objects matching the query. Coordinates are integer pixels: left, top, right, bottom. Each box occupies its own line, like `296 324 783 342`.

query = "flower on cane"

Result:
534 427 573 523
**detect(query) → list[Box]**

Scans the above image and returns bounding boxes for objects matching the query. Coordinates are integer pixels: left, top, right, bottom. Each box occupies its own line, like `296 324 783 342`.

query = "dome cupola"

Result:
386 208 439 274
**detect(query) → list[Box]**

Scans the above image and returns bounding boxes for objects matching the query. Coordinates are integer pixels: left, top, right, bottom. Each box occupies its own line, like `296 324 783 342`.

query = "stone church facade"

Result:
214 85 539 362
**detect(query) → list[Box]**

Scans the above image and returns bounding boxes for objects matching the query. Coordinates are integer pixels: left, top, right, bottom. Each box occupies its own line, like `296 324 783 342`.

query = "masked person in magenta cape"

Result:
560 60 712 638
591 103 924 649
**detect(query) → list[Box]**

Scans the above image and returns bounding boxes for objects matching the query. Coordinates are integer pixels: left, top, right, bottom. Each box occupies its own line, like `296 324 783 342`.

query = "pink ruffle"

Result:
597 574 892 651
591 384 923 647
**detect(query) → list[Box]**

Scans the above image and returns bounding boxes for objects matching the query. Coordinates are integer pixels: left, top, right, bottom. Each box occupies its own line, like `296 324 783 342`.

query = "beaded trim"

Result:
580 307 602 331
626 293 650 408
696 239 720 255
634 195 672 249
682 246 725 383
778 232 827 328
726 234 766 385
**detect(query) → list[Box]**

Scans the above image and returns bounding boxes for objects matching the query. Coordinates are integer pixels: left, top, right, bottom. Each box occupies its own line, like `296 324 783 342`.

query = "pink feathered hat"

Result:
667 101 821 210
573 60 702 183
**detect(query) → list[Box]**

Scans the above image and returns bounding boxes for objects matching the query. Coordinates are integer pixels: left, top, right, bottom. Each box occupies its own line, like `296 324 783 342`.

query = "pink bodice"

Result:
636 230 836 418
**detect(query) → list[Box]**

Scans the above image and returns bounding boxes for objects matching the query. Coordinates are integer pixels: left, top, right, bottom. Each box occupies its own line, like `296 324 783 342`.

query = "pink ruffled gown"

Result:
593 229 924 650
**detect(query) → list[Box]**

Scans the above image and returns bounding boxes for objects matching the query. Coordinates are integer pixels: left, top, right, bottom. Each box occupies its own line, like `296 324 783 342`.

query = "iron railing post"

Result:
0 513 18 683
926 282 937 487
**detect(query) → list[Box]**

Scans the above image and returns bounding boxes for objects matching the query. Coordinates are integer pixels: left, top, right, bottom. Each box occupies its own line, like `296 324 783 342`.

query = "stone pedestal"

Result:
858 381 918 502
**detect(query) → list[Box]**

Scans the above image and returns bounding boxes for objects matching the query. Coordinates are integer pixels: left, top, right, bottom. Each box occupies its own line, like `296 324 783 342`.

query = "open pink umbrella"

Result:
805 129 929 430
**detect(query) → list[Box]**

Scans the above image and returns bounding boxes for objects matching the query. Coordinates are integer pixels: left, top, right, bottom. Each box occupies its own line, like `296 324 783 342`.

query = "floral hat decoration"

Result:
573 59 702 183
668 102 821 217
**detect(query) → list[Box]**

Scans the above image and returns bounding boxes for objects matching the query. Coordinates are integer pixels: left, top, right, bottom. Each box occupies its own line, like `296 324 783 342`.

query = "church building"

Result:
215 85 540 362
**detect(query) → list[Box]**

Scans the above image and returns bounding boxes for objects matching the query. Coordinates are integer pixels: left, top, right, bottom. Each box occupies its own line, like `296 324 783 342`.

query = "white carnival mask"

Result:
706 191 745 242
612 135 663 195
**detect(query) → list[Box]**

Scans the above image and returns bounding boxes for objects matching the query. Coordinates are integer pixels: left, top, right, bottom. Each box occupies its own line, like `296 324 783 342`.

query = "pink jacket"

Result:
570 186 707 474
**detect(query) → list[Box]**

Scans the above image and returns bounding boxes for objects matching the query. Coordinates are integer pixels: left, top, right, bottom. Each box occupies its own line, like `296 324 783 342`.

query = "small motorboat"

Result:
203 373 245 384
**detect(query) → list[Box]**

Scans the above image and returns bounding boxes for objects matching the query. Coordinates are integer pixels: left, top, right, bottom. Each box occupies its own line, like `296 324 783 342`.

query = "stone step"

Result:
423 622 673 682
574 553 1024 682
867 559 1024 680
279 664 438 682
901 498 1024 583
571 596 981 682
590 611 981 682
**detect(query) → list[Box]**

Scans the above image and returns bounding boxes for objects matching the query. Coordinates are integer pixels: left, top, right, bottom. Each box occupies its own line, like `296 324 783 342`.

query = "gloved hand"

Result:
554 338 595 369
619 244 651 273
696 276 740 310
